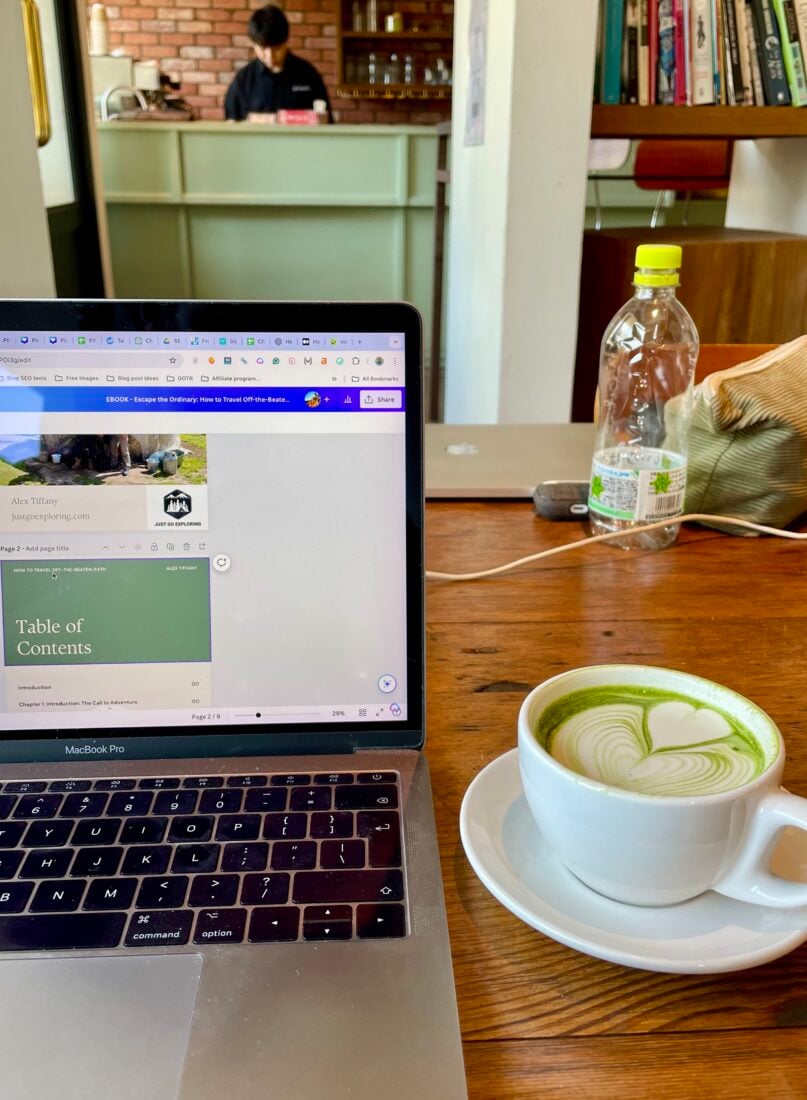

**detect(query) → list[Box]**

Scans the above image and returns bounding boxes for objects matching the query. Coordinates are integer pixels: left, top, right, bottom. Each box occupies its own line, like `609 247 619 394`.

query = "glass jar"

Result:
384 53 401 85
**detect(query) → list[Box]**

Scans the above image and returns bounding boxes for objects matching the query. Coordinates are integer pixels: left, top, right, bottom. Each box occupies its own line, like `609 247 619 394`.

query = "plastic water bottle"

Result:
588 244 699 551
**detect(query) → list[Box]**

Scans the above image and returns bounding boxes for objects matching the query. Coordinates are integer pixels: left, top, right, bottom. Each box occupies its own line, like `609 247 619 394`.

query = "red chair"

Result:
633 139 734 227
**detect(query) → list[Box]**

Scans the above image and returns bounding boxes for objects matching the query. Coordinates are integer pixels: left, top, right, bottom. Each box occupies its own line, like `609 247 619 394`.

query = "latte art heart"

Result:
537 687 767 796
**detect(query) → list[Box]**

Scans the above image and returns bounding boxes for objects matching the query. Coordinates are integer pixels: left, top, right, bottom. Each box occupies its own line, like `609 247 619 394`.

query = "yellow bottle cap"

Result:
634 243 682 287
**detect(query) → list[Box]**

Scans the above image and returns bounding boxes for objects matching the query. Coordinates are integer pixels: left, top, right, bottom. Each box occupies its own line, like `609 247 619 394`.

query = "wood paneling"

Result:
573 226 807 420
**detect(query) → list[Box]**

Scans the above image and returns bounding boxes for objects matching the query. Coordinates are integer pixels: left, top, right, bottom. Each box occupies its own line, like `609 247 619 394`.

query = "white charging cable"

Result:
425 513 807 582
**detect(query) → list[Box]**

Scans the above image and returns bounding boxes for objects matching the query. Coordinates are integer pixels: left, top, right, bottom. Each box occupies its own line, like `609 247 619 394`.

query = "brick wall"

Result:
90 1 453 123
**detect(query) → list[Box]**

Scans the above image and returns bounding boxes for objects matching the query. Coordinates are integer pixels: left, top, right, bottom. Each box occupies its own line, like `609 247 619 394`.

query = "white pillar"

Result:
0 1 55 297
444 0 598 423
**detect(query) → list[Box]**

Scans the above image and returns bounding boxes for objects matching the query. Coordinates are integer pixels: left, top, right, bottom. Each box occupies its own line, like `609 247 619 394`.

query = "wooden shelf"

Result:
341 30 453 39
335 0 453 109
336 83 451 101
591 104 807 138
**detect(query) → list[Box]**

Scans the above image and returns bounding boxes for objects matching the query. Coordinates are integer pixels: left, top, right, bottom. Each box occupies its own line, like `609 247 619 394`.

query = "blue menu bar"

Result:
0 387 405 413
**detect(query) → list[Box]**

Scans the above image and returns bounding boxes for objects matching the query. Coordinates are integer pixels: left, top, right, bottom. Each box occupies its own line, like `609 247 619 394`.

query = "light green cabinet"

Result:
97 122 443 366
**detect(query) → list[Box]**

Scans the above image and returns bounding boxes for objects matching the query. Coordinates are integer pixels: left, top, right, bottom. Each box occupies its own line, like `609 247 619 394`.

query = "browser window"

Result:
0 330 407 733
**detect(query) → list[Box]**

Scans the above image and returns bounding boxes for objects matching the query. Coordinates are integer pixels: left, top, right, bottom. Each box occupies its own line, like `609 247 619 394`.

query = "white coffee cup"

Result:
51 453 61 464
518 665 807 908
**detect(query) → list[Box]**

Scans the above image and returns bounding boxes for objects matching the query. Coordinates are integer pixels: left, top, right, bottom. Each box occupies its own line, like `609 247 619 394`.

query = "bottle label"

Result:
589 454 687 522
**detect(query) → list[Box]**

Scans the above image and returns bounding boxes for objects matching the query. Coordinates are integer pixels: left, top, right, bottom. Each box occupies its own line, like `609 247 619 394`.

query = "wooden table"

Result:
425 501 807 1099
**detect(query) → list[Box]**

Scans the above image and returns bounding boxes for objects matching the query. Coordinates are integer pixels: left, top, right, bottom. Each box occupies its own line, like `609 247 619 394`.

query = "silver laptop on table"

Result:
425 423 595 498
0 300 466 1100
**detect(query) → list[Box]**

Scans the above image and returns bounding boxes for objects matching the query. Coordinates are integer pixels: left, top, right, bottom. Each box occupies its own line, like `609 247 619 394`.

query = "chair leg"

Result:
650 189 667 229
593 179 603 231
682 191 692 226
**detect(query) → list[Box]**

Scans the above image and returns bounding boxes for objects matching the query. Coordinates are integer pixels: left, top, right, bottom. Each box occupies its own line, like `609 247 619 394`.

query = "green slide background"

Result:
2 559 211 666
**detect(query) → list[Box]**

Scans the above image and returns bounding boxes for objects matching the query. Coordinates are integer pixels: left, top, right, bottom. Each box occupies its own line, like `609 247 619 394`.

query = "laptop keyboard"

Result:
0 771 406 951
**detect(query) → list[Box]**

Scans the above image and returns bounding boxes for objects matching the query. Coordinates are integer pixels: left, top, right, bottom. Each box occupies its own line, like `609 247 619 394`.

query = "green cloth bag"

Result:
677 338 807 530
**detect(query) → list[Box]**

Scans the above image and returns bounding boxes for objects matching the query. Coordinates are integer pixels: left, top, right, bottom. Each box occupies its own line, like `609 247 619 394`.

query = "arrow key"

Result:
304 905 351 922
356 903 406 939
303 920 352 941
249 906 300 943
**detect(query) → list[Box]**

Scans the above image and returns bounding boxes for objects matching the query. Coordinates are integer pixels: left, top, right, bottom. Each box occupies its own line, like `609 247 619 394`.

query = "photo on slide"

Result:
0 434 207 487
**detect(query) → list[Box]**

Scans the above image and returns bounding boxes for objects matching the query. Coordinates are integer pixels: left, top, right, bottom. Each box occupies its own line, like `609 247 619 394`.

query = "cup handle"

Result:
713 791 807 908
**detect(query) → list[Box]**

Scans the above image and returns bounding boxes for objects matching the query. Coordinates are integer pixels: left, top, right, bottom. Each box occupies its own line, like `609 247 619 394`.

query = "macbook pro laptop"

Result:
425 422 595 498
0 300 466 1100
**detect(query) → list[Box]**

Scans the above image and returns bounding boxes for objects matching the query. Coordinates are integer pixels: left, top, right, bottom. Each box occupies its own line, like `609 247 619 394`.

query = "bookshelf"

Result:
592 104 807 138
334 1 454 101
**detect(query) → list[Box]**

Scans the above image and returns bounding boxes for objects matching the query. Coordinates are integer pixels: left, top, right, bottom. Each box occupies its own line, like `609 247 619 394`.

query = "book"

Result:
794 0 807 71
674 0 689 101
724 0 747 99
715 0 726 102
734 0 754 101
750 0 792 102
692 0 717 100
772 0 807 103
649 0 660 101
593 1 602 102
746 1 767 99
710 0 719 99
600 0 625 103
683 0 694 100
658 0 677 102
626 0 640 102
639 0 651 103
722 0 737 102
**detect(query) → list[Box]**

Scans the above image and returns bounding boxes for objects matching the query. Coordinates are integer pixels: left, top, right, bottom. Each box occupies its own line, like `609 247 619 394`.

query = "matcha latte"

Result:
536 685 767 796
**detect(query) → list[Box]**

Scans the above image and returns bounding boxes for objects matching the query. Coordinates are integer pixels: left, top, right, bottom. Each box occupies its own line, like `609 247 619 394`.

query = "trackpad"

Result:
0 953 203 1100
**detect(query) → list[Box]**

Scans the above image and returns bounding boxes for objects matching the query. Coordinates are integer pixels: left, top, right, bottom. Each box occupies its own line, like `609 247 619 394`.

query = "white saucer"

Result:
459 750 807 974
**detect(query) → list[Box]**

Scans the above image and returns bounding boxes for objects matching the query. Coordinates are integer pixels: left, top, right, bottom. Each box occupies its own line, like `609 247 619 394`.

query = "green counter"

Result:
97 122 441 364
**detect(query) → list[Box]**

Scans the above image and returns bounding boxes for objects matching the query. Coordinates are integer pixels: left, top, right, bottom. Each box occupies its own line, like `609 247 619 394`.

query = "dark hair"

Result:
248 5 290 47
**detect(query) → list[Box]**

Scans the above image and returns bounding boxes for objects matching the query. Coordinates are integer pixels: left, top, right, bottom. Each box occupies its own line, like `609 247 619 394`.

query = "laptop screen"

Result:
0 321 412 742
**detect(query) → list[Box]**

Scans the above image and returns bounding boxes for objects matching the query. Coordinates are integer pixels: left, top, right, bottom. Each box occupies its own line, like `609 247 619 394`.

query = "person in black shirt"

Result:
225 5 331 121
